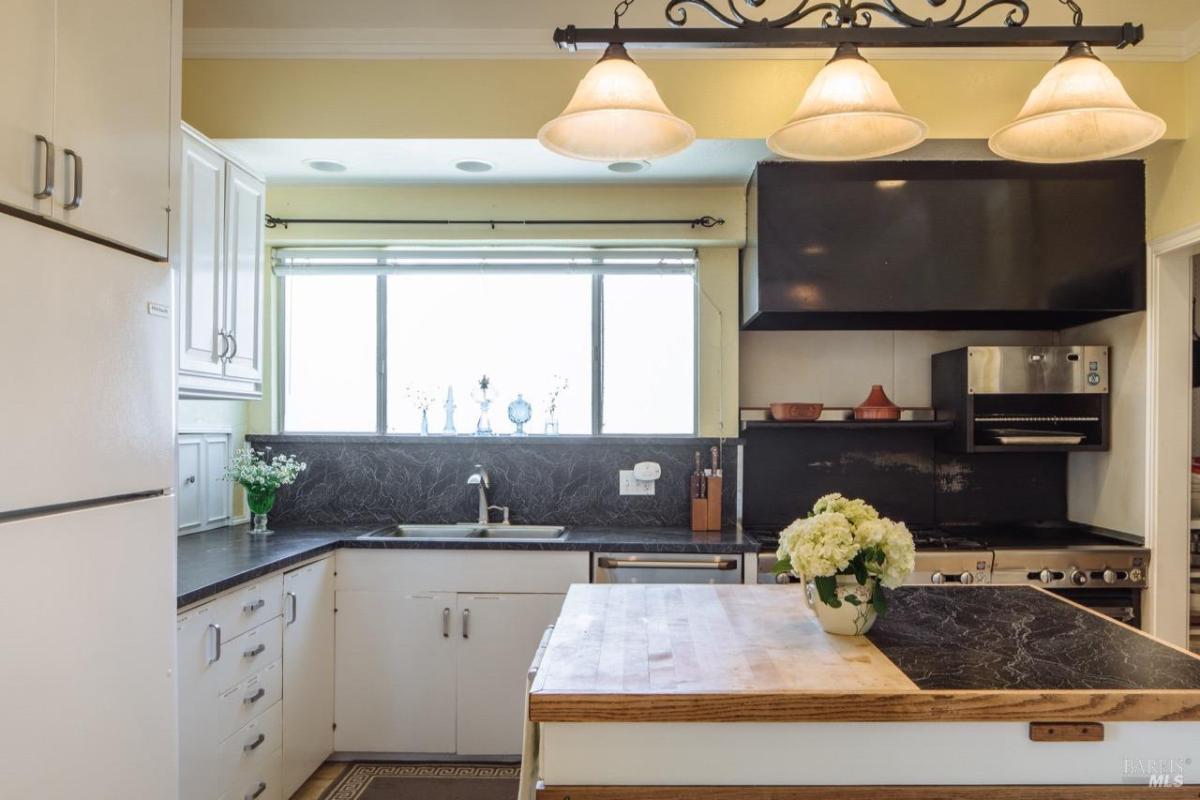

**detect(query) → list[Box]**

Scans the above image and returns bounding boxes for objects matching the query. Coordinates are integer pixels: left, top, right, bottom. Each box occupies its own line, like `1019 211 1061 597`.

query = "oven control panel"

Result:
992 550 1149 589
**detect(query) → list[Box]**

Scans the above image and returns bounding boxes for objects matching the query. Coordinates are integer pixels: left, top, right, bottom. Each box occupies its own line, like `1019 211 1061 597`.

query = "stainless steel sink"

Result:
360 524 565 540
475 525 566 540
363 525 482 539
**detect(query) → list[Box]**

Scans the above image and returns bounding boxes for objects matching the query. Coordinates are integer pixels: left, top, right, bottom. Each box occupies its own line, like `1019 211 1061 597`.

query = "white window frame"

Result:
274 247 699 436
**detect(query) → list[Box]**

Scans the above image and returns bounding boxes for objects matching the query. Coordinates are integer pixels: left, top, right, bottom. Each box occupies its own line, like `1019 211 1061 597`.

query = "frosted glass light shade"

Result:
767 45 927 161
538 43 695 162
989 44 1166 163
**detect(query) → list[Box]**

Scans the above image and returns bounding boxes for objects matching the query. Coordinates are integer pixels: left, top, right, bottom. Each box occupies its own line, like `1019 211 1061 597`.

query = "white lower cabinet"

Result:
455 592 568 755
282 559 336 797
333 550 587 756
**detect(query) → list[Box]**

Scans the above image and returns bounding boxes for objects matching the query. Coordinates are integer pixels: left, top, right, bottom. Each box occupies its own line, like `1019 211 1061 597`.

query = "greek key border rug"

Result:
319 762 520 800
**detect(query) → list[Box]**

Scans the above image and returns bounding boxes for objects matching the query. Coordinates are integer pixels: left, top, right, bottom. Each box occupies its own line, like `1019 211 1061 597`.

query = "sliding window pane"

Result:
602 273 695 434
283 275 377 432
386 273 592 434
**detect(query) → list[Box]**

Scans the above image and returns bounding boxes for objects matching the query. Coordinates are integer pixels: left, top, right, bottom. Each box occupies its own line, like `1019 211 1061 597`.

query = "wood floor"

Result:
290 762 348 800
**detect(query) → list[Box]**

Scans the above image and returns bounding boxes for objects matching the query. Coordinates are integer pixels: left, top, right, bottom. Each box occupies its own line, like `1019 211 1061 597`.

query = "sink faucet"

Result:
467 464 491 525
466 464 511 525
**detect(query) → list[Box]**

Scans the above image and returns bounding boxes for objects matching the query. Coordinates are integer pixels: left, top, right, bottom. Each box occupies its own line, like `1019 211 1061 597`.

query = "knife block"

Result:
691 476 722 532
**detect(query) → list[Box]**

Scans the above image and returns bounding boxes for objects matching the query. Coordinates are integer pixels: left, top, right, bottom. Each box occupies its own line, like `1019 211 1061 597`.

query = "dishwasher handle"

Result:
596 557 739 571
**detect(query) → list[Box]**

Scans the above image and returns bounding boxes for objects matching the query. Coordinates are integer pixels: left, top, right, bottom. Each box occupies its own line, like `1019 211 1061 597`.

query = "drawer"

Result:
211 576 284 641
228 746 281 800
218 660 282 740
219 702 282 797
218 617 282 693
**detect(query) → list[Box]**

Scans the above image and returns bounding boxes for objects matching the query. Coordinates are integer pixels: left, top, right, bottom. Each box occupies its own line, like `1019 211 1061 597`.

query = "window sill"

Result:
248 433 735 446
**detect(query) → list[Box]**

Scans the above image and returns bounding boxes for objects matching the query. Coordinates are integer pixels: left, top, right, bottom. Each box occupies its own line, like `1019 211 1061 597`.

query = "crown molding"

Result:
184 26 1193 62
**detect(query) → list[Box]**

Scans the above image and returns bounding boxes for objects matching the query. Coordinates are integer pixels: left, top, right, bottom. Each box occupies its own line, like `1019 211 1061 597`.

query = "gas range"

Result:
749 521 1149 591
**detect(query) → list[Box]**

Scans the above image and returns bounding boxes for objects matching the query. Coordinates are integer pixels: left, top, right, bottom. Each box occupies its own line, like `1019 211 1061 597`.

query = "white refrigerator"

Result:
0 213 177 799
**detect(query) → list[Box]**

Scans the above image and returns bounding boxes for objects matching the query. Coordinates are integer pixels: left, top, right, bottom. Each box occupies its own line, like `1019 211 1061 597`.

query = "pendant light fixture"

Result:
989 42 1165 163
538 41 695 162
767 44 927 162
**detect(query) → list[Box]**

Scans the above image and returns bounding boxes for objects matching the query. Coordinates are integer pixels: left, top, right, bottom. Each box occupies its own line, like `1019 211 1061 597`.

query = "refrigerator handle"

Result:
208 623 222 664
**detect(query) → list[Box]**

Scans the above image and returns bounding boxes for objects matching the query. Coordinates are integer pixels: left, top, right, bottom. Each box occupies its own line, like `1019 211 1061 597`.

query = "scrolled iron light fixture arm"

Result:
554 0 1141 51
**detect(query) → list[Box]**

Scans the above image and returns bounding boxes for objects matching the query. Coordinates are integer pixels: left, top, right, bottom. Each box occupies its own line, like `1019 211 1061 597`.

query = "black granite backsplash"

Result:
741 427 1065 528
246 435 739 528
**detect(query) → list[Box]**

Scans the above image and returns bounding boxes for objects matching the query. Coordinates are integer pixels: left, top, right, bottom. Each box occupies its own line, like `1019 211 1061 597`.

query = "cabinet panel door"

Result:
53 0 172 257
456 593 566 755
203 434 231 527
178 133 226 377
335 590 457 753
177 435 203 532
222 164 265 383
282 559 335 797
177 603 223 800
0 0 54 215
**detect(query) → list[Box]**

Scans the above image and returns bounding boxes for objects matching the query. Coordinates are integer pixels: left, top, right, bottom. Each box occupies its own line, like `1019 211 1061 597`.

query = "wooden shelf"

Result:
742 420 953 432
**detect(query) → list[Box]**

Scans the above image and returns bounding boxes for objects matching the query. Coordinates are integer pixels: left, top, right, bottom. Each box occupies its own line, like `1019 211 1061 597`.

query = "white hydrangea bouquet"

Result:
225 445 307 535
772 493 915 635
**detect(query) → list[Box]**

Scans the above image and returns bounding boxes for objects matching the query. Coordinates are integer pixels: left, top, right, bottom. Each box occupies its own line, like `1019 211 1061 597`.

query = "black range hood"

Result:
741 160 1147 331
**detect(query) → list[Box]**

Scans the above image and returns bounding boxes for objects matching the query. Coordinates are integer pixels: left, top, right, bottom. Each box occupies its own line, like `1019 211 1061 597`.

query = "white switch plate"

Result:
619 470 655 496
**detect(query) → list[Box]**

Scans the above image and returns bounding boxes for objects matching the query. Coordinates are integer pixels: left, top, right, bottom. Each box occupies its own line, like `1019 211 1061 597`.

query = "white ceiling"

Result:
217 138 776 185
184 0 1200 60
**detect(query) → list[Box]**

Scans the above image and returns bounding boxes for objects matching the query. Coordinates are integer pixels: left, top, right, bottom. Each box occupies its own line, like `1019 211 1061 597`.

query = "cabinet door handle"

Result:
228 332 239 361
286 591 298 625
216 329 230 361
34 135 54 199
442 607 450 638
63 148 82 210
462 608 470 639
208 623 222 664
243 598 265 613
243 688 266 705
242 733 266 753
245 781 267 800
243 643 266 659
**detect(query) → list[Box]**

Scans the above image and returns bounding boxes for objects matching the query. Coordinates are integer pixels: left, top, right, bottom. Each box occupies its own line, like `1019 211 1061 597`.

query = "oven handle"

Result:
597 557 739 571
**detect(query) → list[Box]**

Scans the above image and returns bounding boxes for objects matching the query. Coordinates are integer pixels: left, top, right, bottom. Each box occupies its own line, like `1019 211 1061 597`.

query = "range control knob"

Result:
930 571 946 585
1128 567 1144 583
775 572 792 585
959 572 975 585
1069 568 1089 586
1038 568 1055 585
1102 568 1118 585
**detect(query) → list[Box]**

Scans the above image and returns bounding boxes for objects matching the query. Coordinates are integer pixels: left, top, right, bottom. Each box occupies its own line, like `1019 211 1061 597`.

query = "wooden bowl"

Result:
769 402 824 422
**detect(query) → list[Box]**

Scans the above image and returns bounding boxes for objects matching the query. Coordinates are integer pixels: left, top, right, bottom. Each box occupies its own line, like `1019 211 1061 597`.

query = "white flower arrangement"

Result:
404 385 437 412
224 445 307 493
774 493 916 615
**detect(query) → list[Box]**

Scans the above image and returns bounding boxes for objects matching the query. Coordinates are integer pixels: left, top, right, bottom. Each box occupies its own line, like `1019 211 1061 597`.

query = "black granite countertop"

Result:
178 522 760 608
868 586 1200 691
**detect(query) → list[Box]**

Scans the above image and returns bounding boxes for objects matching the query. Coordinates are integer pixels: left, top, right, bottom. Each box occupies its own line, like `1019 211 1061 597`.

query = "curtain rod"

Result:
263 214 725 231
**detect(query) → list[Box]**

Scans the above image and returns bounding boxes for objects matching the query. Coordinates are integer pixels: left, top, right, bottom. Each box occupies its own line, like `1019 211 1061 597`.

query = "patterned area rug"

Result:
319 762 520 800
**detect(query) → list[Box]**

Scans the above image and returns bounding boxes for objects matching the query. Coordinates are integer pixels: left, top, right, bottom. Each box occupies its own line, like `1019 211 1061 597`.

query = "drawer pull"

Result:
243 643 266 659
442 607 451 638
243 733 266 752
245 781 267 800
243 598 266 613
243 688 266 705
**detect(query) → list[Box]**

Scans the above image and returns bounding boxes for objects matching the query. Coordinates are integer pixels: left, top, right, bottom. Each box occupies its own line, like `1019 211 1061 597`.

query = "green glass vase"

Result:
245 487 276 535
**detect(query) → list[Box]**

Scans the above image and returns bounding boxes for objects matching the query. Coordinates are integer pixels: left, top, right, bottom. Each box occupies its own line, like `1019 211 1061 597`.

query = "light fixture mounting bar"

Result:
553 23 1143 51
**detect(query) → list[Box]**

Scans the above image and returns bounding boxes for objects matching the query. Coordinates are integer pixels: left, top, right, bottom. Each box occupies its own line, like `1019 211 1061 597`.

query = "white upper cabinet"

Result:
0 0 172 259
54 0 172 259
0 0 55 216
179 134 226 378
178 126 266 399
223 164 266 384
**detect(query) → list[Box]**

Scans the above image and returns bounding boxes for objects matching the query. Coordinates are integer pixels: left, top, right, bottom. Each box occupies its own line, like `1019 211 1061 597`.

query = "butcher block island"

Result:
528 585 1200 799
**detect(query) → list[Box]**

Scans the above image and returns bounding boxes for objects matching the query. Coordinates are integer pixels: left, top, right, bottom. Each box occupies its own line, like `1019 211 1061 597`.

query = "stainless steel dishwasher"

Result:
592 552 743 584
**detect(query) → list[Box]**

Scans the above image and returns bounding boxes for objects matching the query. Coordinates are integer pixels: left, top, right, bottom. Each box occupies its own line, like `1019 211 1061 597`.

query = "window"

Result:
277 249 696 435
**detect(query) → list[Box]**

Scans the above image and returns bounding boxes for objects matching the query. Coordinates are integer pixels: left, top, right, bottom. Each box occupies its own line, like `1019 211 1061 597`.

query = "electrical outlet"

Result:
619 470 654 496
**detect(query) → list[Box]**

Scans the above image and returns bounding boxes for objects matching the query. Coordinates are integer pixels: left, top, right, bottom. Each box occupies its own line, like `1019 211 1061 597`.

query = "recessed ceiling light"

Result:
303 158 348 173
454 159 495 173
607 160 651 174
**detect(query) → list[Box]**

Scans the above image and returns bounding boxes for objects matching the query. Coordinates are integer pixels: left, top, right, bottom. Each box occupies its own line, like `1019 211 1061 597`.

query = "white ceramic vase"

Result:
804 574 878 636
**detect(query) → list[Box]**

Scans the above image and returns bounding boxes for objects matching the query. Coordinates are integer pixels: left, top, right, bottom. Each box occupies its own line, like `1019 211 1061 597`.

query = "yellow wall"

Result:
1148 54 1200 239
183 58 1186 142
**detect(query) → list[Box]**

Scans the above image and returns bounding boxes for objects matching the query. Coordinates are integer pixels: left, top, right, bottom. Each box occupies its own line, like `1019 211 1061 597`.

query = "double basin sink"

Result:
360 524 566 541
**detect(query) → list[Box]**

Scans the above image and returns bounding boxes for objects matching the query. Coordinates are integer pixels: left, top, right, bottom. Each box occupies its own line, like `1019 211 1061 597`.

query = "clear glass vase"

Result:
246 487 276 535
